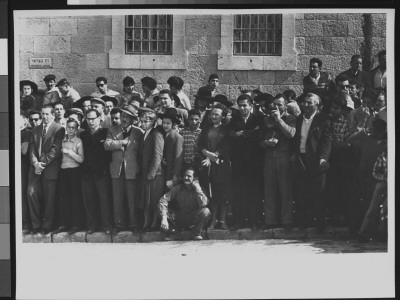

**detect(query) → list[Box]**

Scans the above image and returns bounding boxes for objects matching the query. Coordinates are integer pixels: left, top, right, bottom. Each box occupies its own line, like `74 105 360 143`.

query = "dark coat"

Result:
293 112 333 173
29 121 65 180
140 127 164 178
163 129 184 181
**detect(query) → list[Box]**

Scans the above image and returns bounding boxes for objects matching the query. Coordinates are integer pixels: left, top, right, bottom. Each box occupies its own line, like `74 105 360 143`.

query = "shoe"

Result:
219 221 228 230
193 234 203 241
130 226 140 234
53 226 67 234
113 228 124 235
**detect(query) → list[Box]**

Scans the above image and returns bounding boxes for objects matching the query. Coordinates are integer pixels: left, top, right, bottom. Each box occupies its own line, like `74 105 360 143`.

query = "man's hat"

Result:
120 105 139 120
69 108 84 117
20 80 38 93
72 95 93 109
214 94 233 108
138 107 155 114
158 107 181 125
195 87 213 101
55 78 70 87
43 74 56 82
101 95 119 107
91 97 106 106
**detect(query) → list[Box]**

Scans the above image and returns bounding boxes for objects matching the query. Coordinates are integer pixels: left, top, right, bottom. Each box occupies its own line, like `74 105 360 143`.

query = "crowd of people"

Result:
20 50 388 242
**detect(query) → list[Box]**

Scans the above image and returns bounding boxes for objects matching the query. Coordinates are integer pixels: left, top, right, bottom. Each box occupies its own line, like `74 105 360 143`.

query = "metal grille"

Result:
233 14 282 56
125 15 173 55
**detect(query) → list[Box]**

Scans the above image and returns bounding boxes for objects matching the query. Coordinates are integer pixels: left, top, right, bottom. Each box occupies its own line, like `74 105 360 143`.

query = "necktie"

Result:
42 125 47 141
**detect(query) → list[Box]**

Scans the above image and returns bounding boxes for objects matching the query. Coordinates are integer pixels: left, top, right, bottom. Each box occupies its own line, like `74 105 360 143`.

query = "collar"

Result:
122 125 132 133
43 120 53 128
303 111 317 123
309 72 320 79
64 135 78 143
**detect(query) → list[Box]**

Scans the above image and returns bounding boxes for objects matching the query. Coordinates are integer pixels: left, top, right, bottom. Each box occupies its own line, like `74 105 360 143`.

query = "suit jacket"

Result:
140 127 164 178
29 121 65 180
293 112 333 172
163 129 184 181
104 125 144 179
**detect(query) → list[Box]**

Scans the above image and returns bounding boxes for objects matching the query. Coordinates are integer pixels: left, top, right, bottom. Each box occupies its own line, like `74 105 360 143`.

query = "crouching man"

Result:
158 167 210 240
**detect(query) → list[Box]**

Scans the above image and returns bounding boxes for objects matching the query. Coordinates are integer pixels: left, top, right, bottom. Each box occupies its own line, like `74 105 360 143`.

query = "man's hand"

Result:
319 159 328 167
62 148 72 155
166 180 174 190
160 217 169 231
121 137 129 146
202 157 211 167
270 109 281 121
147 174 155 181
192 180 202 191
235 130 244 137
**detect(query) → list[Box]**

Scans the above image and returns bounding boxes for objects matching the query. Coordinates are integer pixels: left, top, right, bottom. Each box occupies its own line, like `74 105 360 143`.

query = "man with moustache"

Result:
104 105 143 233
159 167 210 241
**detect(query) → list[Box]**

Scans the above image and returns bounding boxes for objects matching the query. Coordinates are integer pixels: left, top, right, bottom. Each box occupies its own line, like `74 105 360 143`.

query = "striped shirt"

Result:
180 127 201 164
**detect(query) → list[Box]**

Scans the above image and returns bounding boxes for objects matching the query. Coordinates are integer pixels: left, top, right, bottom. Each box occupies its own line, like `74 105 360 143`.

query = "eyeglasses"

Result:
86 117 98 121
97 84 105 87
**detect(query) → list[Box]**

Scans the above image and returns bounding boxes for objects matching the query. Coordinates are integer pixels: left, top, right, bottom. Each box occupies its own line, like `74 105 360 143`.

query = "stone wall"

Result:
18 13 386 104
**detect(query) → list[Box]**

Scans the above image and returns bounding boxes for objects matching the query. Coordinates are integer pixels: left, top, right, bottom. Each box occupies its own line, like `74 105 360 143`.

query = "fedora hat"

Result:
73 95 93 109
20 80 38 93
159 107 181 125
91 97 106 106
120 105 139 119
101 95 119 107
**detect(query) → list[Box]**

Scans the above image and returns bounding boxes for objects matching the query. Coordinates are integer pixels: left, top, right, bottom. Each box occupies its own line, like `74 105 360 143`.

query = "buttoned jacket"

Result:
104 125 144 179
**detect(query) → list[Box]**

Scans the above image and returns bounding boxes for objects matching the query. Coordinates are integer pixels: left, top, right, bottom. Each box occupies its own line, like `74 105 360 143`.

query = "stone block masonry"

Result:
18 14 386 105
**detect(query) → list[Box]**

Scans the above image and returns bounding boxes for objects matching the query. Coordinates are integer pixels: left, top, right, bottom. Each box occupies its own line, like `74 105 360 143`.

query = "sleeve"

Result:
29 129 39 166
173 134 184 178
278 115 296 138
41 126 65 166
194 185 208 208
197 127 208 157
148 130 164 178
318 118 333 161
158 187 178 217
104 128 124 151
216 127 233 159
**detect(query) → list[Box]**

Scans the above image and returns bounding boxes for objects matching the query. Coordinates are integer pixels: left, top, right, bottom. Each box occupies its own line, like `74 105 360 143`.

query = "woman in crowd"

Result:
198 103 233 230
159 108 184 191
20 80 38 114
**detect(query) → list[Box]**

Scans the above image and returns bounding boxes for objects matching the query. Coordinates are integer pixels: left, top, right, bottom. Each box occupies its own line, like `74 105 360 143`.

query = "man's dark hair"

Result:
237 94 253 105
111 107 122 115
159 89 174 100
208 73 219 81
349 79 360 88
66 118 79 128
141 76 158 90
52 101 65 109
41 104 55 114
95 77 108 84
274 93 286 102
212 103 228 117
335 74 349 85
378 50 386 59
350 54 362 62
28 110 42 119
183 165 198 178
86 108 101 117
188 109 201 118
122 76 135 86
167 76 184 90
309 57 322 68
283 89 297 101
240 89 251 94
252 89 262 97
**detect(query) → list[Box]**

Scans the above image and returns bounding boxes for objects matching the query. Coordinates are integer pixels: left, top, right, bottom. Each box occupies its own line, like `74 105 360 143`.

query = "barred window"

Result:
125 15 173 55
233 14 282 56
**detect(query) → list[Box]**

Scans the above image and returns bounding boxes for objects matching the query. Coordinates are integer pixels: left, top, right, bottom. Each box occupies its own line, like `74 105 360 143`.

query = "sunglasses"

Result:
97 84 105 87
31 118 39 121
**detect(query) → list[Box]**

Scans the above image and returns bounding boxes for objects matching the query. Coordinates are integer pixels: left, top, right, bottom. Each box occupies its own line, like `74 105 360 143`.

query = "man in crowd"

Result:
230 94 263 230
167 76 191 110
370 50 386 89
159 167 210 241
42 74 61 106
104 105 143 234
260 94 297 230
28 110 42 129
340 55 371 96
27 105 65 234
195 73 220 109
91 77 119 98
80 109 113 234
158 89 188 124
110 107 122 127
53 102 67 128
180 109 202 168
348 88 377 134
91 97 112 129
303 57 333 96
56 78 80 109
293 93 333 230
102 95 119 117
141 76 159 109
117 76 143 107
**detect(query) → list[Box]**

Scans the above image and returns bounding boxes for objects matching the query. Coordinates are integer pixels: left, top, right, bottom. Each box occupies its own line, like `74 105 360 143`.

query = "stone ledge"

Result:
22 227 352 243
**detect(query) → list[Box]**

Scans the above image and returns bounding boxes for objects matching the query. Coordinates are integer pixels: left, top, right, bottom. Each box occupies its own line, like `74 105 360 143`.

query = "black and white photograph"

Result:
13 7 395 299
